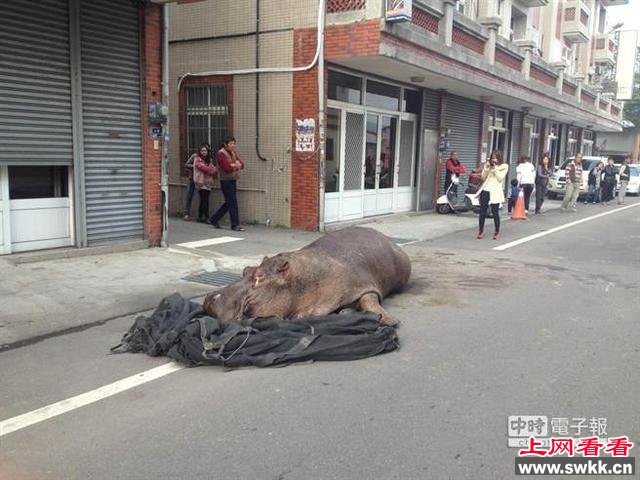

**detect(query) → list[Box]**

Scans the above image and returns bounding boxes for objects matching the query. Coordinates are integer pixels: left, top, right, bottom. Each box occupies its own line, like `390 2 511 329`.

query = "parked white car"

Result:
624 165 640 195
547 156 616 199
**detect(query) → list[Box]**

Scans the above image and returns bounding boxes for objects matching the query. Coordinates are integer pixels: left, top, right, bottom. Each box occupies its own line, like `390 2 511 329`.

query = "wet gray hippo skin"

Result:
202 226 411 326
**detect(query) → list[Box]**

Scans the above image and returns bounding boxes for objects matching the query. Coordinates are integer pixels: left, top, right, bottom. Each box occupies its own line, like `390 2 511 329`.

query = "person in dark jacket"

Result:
508 178 519 214
209 136 245 231
534 153 551 214
601 157 617 205
586 161 603 204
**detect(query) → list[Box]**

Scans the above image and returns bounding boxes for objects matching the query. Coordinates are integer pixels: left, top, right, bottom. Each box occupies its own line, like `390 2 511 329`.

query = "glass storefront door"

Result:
323 107 417 223
323 71 418 224
363 113 398 215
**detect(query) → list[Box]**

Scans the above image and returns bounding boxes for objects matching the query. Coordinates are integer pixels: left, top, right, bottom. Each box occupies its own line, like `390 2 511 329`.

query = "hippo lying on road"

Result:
203 226 411 326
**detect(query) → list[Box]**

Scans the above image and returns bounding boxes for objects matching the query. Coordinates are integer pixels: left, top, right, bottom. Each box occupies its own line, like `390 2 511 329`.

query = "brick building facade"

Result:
168 0 624 232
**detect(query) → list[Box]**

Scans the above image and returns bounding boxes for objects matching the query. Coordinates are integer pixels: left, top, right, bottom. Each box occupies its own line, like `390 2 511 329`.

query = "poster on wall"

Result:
295 118 316 152
385 0 412 22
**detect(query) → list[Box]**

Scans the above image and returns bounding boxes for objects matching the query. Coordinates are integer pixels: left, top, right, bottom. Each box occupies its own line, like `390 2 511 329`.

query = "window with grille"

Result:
185 85 229 156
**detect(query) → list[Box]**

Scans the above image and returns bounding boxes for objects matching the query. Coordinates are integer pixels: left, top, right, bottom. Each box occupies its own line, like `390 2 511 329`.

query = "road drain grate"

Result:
183 270 242 287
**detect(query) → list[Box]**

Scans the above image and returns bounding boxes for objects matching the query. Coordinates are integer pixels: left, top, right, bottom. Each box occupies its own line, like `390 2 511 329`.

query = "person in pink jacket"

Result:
193 143 217 223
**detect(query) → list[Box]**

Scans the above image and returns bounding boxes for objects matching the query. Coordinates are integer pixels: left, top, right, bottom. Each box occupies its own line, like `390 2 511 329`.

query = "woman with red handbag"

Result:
193 143 217 223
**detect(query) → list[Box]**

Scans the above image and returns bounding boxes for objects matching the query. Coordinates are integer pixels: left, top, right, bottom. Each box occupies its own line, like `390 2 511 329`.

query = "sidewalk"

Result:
1 203 561 348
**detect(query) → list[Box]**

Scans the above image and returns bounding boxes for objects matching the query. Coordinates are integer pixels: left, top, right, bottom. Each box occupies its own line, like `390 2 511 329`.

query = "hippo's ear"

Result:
243 266 257 278
275 257 290 275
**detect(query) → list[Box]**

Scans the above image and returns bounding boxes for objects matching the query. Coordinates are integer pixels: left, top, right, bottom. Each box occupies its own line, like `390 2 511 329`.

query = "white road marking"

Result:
176 236 244 249
494 203 640 251
166 247 203 257
0 362 184 437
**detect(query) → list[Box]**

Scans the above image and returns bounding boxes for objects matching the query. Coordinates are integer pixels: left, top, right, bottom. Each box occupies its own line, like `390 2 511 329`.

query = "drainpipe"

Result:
317 0 326 232
255 0 271 227
161 4 170 247
255 1 267 163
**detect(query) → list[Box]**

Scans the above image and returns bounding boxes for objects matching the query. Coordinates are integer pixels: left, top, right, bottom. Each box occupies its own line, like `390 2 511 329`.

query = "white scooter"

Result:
436 174 480 214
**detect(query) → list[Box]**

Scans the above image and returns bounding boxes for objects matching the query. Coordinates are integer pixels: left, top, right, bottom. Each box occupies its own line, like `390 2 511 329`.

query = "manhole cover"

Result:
183 270 242 287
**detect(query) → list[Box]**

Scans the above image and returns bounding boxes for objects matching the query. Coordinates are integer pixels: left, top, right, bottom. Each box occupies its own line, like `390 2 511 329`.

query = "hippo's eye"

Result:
213 293 222 302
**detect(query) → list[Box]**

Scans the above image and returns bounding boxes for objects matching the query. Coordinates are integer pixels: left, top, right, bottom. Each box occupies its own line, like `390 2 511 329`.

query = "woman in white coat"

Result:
477 151 509 240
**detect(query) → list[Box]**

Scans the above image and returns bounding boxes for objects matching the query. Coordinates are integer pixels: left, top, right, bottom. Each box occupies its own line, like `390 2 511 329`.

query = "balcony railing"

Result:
512 27 541 49
327 0 365 13
600 0 629 5
562 0 590 43
516 0 549 7
593 33 616 66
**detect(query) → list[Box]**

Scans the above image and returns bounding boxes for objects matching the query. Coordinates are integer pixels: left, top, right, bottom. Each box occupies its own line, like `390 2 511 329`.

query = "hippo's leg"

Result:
358 293 399 326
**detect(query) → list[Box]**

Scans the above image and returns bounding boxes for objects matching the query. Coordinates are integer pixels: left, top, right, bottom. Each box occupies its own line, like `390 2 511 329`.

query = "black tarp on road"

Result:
111 293 399 368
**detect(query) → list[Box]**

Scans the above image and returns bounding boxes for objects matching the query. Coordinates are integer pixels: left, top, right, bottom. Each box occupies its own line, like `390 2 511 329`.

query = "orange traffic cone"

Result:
511 188 527 220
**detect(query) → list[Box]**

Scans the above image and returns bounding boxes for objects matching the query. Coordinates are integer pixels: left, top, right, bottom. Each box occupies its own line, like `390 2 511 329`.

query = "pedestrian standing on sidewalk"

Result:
508 179 519 214
586 161 603 204
477 151 508 240
183 149 199 221
444 151 466 196
210 136 246 231
516 155 536 213
617 156 631 204
561 153 583 212
193 143 217 223
534 153 551 214
601 157 617 205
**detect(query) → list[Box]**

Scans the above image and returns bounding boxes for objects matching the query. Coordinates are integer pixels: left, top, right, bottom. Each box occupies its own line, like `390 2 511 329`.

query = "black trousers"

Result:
522 184 534 211
601 182 615 202
478 191 500 234
210 180 240 227
534 183 547 213
197 189 210 220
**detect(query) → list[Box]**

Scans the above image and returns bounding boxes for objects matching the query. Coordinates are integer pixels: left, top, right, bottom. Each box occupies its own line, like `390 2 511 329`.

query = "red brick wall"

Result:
140 4 163 246
495 48 522 71
452 27 485 55
581 91 596 105
580 9 588 26
563 81 576 96
530 65 557 87
325 20 381 59
412 8 439 35
290 21 380 230
291 29 320 230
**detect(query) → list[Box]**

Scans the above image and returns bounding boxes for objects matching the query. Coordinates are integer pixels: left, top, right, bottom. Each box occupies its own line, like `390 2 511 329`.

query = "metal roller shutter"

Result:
509 110 522 183
443 94 481 192
0 0 73 165
80 0 143 243
421 88 440 130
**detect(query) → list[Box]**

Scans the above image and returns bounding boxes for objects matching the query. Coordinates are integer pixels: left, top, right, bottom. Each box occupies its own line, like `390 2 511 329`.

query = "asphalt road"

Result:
1 200 639 480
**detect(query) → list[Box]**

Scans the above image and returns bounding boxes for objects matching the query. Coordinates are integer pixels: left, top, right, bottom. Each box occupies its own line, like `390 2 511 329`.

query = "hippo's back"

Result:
305 227 410 295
